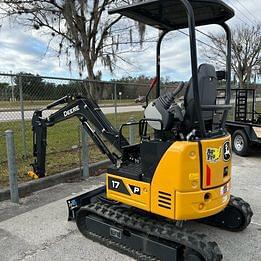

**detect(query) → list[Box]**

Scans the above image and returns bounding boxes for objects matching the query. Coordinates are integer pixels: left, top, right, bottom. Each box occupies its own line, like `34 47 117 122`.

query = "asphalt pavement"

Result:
0 154 260 261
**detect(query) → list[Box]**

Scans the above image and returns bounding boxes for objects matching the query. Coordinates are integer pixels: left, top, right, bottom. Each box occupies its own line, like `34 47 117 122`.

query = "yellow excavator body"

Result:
106 135 231 220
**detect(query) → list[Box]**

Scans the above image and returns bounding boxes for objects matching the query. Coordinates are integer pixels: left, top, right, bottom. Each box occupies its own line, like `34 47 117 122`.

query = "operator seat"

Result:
183 63 218 132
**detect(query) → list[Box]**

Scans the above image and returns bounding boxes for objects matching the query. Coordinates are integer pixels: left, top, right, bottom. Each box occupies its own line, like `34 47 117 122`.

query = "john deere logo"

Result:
206 147 221 162
223 141 231 161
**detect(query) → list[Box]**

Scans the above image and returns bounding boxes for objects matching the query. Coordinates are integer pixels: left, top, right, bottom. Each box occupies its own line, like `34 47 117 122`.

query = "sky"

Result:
0 0 260 82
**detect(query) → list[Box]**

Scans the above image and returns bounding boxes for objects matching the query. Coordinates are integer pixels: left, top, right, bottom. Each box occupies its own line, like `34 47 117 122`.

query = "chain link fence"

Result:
0 73 150 187
0 72 260 187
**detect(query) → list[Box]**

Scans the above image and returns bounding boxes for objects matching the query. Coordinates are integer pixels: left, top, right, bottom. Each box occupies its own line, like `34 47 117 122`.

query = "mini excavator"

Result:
29 1 253 260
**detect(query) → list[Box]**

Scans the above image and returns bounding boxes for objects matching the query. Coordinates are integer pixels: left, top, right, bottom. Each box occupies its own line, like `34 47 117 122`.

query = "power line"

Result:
196 28 215 41
226 0 256 26
230 10 250 25
225 0 248 25
177 29 220 53
234 0 260 23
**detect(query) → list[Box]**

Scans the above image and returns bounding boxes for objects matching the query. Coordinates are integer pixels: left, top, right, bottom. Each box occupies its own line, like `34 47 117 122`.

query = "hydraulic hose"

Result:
157 82 185 110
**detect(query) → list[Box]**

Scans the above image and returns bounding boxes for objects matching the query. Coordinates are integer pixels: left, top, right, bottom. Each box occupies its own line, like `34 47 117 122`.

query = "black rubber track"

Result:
198 195 253 232
76 202 223 261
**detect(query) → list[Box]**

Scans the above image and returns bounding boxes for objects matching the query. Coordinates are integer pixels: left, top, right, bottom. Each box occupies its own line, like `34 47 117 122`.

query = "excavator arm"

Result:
30 95 129 178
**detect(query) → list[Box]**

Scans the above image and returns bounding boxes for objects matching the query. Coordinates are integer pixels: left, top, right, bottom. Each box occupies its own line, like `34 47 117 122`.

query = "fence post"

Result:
128 116 136 145
81 126 89 179
5 130 19 203
19 75 27 158
114 83 118 128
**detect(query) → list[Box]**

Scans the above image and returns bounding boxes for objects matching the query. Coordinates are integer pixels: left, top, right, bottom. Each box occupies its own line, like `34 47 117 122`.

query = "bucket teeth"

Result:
27 171 39 179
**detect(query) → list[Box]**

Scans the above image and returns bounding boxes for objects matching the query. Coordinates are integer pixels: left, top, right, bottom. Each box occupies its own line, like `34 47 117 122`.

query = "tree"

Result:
14 72 44 100
0 82 10 101
0 82 9 89
1 0 146 98
203 23 261 88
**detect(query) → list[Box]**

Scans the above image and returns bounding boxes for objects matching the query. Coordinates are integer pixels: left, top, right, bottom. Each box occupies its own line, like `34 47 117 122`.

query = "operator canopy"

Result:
109 0 234 30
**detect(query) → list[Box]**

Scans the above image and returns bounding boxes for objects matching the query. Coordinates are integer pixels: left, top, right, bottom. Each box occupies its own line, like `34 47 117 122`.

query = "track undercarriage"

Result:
67 187 253 261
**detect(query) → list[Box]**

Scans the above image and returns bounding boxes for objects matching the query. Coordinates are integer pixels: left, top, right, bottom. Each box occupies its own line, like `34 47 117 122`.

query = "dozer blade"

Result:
67 186 106 221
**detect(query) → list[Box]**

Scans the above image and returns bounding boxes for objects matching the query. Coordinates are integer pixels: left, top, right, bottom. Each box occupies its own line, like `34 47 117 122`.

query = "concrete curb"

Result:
0 159 110 202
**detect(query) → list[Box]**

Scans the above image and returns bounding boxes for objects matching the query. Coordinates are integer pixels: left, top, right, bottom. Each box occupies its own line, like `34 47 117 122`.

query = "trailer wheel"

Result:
232 130 249 156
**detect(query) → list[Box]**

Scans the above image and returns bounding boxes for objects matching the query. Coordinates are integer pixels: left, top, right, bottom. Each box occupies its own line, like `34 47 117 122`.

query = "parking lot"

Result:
0 153 260 261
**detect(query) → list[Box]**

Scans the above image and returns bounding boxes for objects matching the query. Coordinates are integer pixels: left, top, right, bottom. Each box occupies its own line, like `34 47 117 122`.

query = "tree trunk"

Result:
86 63 97 100
239 78 245 89
237 72 245 89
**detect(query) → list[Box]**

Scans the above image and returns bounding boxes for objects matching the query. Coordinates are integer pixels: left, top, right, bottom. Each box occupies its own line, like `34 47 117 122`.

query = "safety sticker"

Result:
222 194 228 203
206 147 221 162
220 182 230 195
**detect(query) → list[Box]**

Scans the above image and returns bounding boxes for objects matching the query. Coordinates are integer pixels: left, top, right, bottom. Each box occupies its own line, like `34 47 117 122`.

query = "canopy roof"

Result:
109 0 234 30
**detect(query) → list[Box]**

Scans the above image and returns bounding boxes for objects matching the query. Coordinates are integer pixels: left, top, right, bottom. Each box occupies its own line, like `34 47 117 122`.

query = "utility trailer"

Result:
225 89 261 156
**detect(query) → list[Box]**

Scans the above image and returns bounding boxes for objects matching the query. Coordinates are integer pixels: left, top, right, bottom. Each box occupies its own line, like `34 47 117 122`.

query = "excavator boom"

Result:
31 95 129 177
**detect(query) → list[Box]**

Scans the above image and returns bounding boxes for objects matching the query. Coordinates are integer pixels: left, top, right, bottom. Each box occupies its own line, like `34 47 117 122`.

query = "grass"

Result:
0 111 143 187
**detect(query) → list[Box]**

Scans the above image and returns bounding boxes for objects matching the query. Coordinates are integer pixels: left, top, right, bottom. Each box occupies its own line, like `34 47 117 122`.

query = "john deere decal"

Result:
223 141 231 161
206 147 221 162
